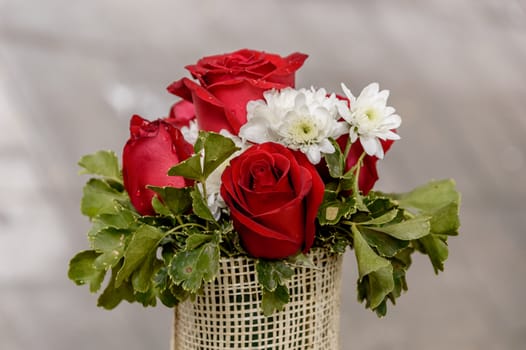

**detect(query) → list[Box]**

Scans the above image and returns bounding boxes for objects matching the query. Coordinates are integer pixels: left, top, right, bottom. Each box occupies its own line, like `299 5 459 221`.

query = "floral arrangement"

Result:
68 49 460 317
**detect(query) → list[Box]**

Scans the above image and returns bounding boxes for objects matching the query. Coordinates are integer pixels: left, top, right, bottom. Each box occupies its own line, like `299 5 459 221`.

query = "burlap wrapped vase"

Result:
171 249 343 350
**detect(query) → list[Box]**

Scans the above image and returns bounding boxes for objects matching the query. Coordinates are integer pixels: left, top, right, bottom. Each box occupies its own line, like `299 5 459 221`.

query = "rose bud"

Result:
220 142 324 259
167 49 308 135
122 115 194 215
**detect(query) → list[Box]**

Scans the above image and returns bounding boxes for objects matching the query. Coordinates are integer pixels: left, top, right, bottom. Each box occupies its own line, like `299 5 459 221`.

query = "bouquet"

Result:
68 49 460 318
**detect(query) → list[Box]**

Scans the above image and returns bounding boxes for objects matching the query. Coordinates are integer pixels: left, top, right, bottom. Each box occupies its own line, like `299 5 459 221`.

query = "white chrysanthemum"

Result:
239 87 348 164
199 130 247 220
338 83 401 159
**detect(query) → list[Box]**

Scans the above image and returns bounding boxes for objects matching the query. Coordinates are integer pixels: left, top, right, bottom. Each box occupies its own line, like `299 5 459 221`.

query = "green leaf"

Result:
364 195 397 217
287 253 317 269
135 288 157 307
394 247 414 267
169 241 220 292
115 225 164 287
419 234 449 273
383 179 460 273
132 254 162 293
374 300 388 317
256 260 294 292
194 131 239 178
154 267 180 307
372 216 431 240
168 154 203 181
81 178 127 218
428 202 460 235
324 138 344 178
318 198 356 225
392 179 460 212
68 250 106 293
151 196 173 217
352 225 391 280
359 227 409 258
185 233 214 250
367 264 394 309
97 263 135 309
261 284 290 316
92 227 128 270
154 266 171 291
190 187 215 221
97 208 137 229
78 150 121 181
149 186 193 216
358 209 398 225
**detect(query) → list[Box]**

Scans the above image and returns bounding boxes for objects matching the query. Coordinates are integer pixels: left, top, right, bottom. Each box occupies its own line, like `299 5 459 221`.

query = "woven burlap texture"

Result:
172 249 343 350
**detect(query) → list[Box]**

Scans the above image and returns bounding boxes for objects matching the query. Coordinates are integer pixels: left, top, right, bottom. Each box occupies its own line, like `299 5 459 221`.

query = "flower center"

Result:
283 116 319 145
365 108 379 121
250 159 277 190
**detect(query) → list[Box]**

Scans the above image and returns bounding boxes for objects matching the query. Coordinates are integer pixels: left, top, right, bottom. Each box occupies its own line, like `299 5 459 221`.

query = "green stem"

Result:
343 137 353 161
353 152 367 193
164 222 208 237
174 215 185 227
201 181 208 202
351 152 368 211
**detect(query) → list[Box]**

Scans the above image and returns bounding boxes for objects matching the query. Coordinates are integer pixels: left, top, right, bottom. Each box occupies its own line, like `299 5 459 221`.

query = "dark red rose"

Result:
167 49 308 135
220 142 324 259
185 48 307 86
122 115 194 215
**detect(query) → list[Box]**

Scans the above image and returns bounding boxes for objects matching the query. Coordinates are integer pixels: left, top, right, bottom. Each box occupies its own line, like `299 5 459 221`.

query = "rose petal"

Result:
208 78 288 134
229 203 302 259
164 100 195 129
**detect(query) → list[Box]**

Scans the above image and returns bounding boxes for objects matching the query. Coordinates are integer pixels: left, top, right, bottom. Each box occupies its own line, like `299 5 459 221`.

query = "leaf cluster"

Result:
316 140 461 316
69 133 461 318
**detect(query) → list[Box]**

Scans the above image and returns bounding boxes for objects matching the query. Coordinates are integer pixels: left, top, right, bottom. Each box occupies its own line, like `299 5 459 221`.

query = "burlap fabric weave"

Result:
171 249 343 350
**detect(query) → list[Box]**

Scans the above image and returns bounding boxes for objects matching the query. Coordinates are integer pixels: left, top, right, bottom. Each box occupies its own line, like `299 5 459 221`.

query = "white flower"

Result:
239 87 348 164
339 82 401 159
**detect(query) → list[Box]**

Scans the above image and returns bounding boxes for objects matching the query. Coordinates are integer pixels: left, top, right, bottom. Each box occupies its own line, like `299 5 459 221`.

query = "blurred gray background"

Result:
1 0 525 349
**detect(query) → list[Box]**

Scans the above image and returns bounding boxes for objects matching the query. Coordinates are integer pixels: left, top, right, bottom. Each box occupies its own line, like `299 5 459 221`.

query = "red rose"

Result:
167 49 308 135
122 115 194 216
220 142 324 259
